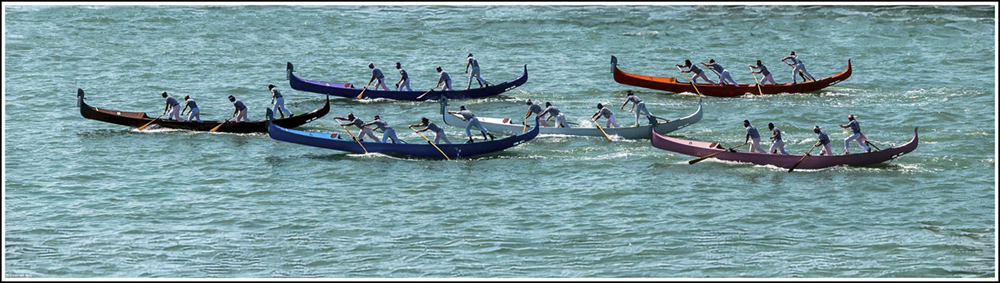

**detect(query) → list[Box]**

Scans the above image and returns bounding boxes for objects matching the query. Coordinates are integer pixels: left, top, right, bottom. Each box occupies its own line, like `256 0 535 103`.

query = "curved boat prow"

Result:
652 123 918 170
439 96 449 117
611 55 618 74
665 97 704 128
532 110 542 129
517 64 529 88
265 108 276 133
646 113 658 125
289 61 527 101
613 57 851 96
77 88 85 107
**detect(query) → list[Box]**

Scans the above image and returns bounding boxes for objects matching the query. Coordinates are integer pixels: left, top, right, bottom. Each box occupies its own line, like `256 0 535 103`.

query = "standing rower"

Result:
839 114 870 154
813 126 833 156
432 66 454 91
367 63 391 91
676 59 716 85
744 120 766 153
540 102 569 128
448 105 494 143
591 103 619 128
179 95 202 123
269 84 293 118
524 99 551 127
620 90 652 126
465 53 491 89
767 122 789 155
162 91 183 121
395 62 412 91
334 113 380 143
228 95 250 122
782 51 815 83
365 115 402 144
410 117 452 144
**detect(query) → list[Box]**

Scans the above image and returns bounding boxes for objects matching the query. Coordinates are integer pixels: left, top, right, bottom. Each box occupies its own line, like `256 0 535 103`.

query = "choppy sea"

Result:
3 3 996 279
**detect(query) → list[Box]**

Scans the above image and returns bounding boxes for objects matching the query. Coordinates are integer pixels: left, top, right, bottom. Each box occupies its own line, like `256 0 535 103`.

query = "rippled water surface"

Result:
3 4 996 278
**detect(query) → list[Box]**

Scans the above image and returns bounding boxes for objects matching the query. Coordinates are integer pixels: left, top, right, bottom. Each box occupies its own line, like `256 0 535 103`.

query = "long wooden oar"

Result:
137 113 166 131
688 142 748 165
864 140 881 152
521 120 528 133
592 117 613 141
788 143 820 173
625 109 669 124
342 126 368 154
676 66 703 97
750 66 763 95
410 126 450 160
651 115 670 123
209 117 233 132
861 133 881 151
355 80 374 99
415 89 434 100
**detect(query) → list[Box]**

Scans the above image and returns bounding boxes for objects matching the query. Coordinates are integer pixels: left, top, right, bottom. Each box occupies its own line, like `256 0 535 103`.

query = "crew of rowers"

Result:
155 52 865 154
153 80 490 145
157 84 293 123
364 53 492 93
330 88 673 145
740 114 874 156
328 110 483 145
330 104 496 145
523 90 669 130
676 51 817 86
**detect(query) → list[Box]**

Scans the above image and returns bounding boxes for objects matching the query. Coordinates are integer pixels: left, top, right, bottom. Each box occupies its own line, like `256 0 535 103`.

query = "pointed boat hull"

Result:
77 88 329 133
267 109 541 159
611 56 852 97
287 62 528 101
651 127 918 169
440 98 703 139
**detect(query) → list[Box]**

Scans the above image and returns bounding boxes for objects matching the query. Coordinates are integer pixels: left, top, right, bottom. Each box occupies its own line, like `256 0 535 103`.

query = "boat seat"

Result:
502 118 512 124
345 83 352 88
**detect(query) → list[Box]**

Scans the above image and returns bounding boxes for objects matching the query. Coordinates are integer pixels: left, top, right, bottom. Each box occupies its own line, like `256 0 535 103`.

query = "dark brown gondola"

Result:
77 88 329 133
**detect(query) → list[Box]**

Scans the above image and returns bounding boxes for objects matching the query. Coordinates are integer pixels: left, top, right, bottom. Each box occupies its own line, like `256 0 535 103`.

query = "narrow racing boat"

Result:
287 62 528 101
267 109 541 159
611 56 852 97
651 127 919 170
77 88 329 133
440 97 703 139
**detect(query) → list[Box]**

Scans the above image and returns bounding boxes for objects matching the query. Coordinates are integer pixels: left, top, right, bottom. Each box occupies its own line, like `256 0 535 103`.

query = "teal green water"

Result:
3 4 996 278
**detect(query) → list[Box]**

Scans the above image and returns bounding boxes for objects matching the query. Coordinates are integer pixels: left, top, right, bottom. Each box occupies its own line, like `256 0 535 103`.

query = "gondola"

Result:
77 88 329 133
651 127 919 170
267 109 541 159
611 56 852 97
287 62 528 101
440 97 703 139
